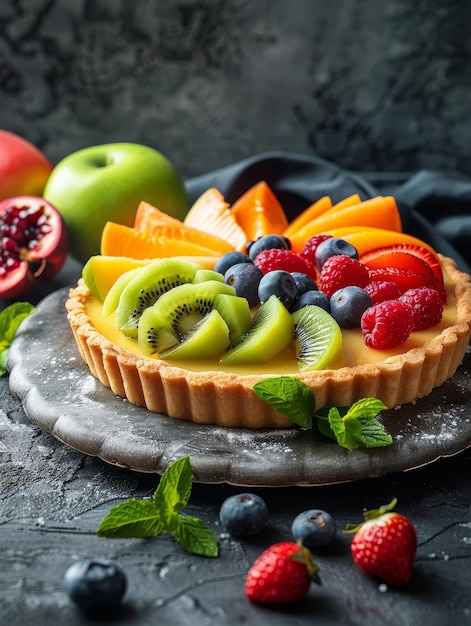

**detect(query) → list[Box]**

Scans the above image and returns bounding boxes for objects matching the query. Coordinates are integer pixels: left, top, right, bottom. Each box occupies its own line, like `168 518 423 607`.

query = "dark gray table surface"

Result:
0 257 470 626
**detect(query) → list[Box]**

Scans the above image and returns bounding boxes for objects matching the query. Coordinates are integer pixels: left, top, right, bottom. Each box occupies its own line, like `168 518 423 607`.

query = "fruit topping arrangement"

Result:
84 180 449 370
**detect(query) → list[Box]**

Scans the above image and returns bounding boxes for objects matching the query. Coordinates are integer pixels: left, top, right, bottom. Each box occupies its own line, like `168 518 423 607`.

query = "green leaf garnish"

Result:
0 302 36 376
154 455 194 531
253 377 392 451
97 456 218 557
253 376 315 428
96 499 164 538
173 515 219 557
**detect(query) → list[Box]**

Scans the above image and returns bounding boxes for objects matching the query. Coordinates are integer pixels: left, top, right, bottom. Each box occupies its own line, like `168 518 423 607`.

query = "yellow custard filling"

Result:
84 268 458 376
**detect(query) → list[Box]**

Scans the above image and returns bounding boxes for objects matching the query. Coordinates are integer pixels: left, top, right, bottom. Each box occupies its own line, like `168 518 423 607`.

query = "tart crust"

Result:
65 255 471 428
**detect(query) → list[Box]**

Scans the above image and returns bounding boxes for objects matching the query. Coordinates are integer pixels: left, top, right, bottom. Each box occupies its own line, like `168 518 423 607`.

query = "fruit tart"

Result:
66 185 471 428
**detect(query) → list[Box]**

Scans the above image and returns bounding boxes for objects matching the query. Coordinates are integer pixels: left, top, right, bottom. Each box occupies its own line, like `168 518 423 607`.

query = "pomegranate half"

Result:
0 196 68 299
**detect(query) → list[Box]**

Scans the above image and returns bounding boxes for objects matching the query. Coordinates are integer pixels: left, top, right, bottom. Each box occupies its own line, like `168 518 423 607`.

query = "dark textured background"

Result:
2 0 471 179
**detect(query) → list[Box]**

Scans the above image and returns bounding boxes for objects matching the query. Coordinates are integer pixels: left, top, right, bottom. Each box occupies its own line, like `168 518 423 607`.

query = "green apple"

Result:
43 142 189 263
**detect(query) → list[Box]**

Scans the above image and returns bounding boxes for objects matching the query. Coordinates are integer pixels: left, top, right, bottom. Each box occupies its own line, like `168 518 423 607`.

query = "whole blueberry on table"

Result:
224 262 263 307
291 509 337 547
219 493 269 536
63 558 127 612
258 270 298 308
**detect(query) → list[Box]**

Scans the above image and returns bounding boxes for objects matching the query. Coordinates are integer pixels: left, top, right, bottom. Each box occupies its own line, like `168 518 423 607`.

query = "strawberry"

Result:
360 243 443 281
345 498 417 587
245 541 320 604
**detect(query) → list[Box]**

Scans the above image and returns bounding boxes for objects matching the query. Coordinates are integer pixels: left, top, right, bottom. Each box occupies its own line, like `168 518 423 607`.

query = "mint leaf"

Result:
326 406 363 451
253 377 393 451
342 397 388 421
315 398 392 450
253 377 315 427
0 302 35 375
97 499 164 538
173 515 219 557
154 456 193 531
357 418 393 448
97 457 219 558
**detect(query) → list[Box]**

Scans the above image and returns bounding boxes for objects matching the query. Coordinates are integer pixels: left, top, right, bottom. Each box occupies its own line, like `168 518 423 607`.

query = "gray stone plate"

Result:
8 288 471 486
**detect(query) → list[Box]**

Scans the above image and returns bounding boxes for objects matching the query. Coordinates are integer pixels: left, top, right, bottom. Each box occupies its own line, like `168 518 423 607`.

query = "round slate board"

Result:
7 288 471 486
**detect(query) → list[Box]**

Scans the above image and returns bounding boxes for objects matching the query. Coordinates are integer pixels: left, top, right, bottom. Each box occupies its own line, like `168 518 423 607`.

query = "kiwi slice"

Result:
220 295 294 365
160 309 230 360
115 258 203 337
101 268 141 318
213 293 252 342
193 268 224 283
137 280 235 356
291 305 343 371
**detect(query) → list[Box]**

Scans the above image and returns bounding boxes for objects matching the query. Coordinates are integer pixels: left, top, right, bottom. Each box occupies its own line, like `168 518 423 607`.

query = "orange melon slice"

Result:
289 196 402 252
101 221 221 260
230 181 289 241
133 200 184 230
134 223 234 255
283 196 333 240
183 188 248 251
134 199 234 254
317 226 438 257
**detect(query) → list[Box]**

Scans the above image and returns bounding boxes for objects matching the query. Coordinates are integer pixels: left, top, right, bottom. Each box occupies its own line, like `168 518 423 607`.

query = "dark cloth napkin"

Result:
185 151 471 275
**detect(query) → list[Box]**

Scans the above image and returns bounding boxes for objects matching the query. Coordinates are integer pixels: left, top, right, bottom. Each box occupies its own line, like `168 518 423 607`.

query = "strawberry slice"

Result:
368 266 447 303
360 244 443 281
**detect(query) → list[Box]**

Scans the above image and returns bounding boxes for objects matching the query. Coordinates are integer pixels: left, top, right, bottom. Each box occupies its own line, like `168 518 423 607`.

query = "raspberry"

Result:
364 280 402 304
361 300 414 349
320 255 369 298
253 248 317 280
300 234 332 264
399 288 444 330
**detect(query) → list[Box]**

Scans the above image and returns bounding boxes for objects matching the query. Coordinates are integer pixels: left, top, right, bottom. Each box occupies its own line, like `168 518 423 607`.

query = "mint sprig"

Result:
253 377 392 451
0 302 36 376
97 456 218 557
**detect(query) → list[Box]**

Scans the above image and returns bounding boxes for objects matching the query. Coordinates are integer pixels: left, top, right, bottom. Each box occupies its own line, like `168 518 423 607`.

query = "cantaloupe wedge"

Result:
230 181 289 241
137 223 234 255
183 188 248 251
101 221 221 260
289 196 402 252
283 196 333 240
317 226 438 257
134 201 233 254
134 200 185 230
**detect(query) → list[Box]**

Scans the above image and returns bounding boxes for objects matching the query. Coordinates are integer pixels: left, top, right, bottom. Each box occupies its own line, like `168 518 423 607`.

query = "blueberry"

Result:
290 272 318 296
314 237 359 270
291 509 337 548
63 558 126 612
219 493 268 536
224 262 263 307
215 251 252 275
248 234 290 261
290 289 330 313
330 286 372 328
258 270 298 308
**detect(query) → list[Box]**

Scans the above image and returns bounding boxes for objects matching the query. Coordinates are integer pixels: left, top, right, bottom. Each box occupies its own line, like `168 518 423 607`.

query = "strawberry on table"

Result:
345 498 417 587
245 541 321 604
